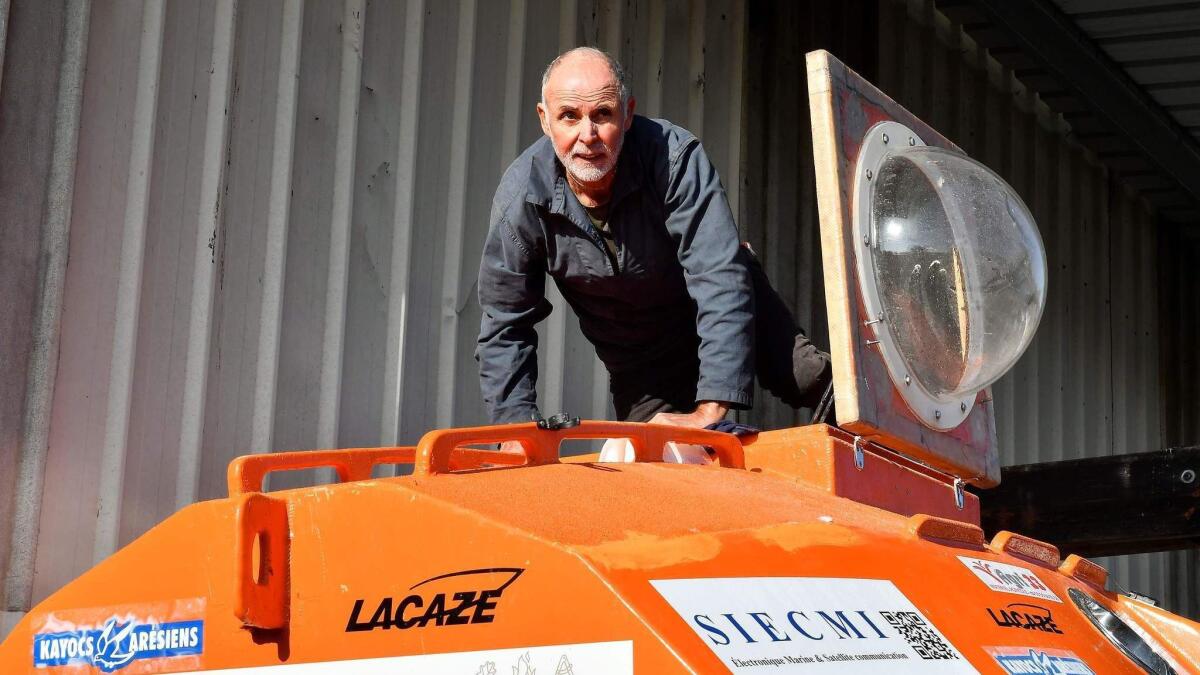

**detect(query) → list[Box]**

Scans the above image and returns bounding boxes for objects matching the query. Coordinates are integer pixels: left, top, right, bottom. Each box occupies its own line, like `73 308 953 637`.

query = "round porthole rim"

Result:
851 121 976 431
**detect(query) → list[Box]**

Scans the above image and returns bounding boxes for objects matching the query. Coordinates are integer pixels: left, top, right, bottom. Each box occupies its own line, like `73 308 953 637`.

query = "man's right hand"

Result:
648 401 729 429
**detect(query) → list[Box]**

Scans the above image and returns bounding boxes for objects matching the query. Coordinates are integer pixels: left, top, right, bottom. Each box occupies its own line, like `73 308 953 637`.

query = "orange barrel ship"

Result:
1 421 1197 673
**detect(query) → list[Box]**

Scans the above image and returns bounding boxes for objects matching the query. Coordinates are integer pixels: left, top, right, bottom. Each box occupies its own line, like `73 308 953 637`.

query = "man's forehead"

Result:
545 55 620 105
547 82 621 108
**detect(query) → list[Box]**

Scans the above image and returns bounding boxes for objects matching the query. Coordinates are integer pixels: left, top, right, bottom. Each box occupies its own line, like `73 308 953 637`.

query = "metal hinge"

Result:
853 436 866 470
533 412 580 430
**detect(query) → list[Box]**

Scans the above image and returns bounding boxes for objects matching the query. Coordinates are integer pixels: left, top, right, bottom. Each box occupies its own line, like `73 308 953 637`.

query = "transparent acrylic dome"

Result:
868 145 1046 405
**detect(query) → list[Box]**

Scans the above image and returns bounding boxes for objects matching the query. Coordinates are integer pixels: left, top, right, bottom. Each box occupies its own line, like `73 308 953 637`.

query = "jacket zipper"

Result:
592 191 633 275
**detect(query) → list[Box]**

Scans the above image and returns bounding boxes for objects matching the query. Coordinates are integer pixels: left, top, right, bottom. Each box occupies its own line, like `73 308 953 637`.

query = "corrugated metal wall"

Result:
0 0 754 634
872 0 1196 617
0 0 91 640
1 0 1195 638
1157 220 1200 619
1163 226 1200 448
739 0 876 431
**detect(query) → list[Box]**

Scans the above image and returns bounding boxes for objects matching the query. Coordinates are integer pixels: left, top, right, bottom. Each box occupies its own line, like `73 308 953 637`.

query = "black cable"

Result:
811 380 835 425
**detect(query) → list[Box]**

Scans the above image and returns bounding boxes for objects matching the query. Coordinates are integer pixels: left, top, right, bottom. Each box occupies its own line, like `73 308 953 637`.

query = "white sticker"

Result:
178 640 631 674
651 577 977 674
957 556 1062 603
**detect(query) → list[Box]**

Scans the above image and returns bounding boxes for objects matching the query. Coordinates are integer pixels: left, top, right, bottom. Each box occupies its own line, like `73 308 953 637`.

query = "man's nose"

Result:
578 118 598 143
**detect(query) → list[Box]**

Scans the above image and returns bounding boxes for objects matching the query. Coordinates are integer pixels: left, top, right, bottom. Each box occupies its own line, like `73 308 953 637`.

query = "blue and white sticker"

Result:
34 617 203 672
31 598 206 673
985 647 1094 674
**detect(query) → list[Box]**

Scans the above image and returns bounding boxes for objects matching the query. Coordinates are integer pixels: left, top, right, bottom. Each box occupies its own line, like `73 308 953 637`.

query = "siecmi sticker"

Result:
651 577 978 673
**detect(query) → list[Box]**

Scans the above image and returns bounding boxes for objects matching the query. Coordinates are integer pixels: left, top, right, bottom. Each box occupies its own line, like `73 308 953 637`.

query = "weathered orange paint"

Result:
1117 595 1200 670
1 420 1195 674
741 425 982 523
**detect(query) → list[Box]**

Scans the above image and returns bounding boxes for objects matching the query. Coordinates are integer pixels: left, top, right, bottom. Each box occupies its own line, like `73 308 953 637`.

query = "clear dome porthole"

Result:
853 122 1047 430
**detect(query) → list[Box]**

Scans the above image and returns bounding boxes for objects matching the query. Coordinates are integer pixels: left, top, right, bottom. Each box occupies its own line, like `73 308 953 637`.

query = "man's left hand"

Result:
648 401 729 429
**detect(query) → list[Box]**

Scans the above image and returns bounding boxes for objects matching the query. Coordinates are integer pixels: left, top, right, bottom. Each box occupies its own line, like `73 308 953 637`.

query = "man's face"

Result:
538 55 635 185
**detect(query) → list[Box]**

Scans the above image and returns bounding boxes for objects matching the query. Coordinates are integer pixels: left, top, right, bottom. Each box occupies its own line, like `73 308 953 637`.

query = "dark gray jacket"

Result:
475 115 753 423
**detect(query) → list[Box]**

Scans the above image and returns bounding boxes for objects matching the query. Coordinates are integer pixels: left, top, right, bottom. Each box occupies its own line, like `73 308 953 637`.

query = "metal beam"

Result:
0 611 24 644
968 0 1200 211
976 448 1200 558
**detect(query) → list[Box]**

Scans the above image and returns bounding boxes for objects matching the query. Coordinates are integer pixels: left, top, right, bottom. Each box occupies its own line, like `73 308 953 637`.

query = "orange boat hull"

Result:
2 422 1196 673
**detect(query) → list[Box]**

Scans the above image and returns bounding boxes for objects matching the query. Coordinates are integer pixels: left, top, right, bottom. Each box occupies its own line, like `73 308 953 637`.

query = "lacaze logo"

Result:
346 568 523 632
987 602 1063 634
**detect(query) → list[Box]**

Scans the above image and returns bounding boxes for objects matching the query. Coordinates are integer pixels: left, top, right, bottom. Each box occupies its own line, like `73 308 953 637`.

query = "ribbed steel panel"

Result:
739 0 877 430
1052 0 1200 148
878 0 1193 616
1 0 91 636
1159 224 1200 620
1 0 1195 639
0 0 751 624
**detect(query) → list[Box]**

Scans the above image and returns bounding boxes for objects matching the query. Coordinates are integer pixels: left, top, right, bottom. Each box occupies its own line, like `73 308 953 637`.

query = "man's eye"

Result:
560 112 578 121
594 108 612 119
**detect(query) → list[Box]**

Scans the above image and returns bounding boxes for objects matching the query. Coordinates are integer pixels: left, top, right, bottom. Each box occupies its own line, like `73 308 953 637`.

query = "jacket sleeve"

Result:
475 205 553 424
662 139 755 409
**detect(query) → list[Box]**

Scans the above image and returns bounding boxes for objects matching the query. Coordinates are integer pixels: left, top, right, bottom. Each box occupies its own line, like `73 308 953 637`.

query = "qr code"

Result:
880 611 957 660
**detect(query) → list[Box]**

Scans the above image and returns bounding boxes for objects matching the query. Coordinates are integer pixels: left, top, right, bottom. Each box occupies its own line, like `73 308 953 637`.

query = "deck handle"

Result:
227 447 416 497
412 420 746 477
234 493 289 629
226 446 530 496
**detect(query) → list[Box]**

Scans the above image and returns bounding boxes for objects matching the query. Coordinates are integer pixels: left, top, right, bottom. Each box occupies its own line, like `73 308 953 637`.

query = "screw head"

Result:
866 169 873 180
882 133 889 144
904 375 911 386
1182 469 1196 484
934 410 941 420
908 137 916 146
961 402 967 412
864 234 871 246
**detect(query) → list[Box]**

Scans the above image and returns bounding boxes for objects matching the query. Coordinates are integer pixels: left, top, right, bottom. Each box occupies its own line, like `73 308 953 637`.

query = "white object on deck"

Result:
598 439 712 465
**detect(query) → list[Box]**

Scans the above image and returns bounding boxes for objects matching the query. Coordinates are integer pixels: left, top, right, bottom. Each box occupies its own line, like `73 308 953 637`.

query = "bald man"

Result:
475 47 830 430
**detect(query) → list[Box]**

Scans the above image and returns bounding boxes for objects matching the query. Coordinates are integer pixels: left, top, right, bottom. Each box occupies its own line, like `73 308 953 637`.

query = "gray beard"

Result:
557 136 623 185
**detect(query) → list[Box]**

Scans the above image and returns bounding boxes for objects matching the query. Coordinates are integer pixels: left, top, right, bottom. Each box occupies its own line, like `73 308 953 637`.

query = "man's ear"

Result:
623 96 637 130
536 102 550 137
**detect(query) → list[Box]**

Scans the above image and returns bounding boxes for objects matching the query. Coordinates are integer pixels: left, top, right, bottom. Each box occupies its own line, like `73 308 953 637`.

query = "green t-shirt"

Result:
584 202 619 271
